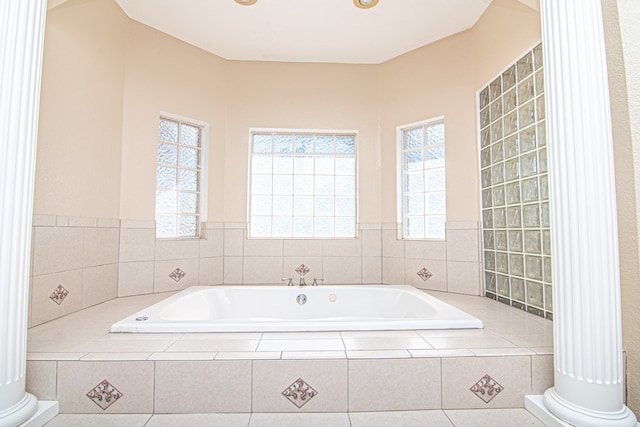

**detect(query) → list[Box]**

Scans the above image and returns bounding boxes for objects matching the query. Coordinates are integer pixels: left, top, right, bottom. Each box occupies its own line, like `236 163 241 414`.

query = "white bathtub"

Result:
110 285 483 333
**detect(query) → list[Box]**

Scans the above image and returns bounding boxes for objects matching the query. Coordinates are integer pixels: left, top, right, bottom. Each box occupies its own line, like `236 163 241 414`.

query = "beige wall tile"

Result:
26 361 57 400
32 226 84 276
154 360 251 413
33 215 56 227
199 257 223 285
405 258 447 291
445 408 544 426
83 227 119 267
284 240 323 257
446 221 479 230
447 261 481 295
97 218 120 228
154 258 199 292
69 216 98 227
224 228 244 256
244 238 283 257
360 229 382 257
46 414 152 427
382 229 404 258
243 256 283 284
283 257 323 283
362 256 382 284
224 257 243 284
155 239 200 261
441 356 532 409
446 229 480 262
31 269 83 326
119 228 155 263
250 413 351 427
323 256 362 284
57 361 154 413
531 354 553 394
405 240 447 261
118 261 154 297
382 257 405 285
83 264 118 308
252 359 348 412
323 239 362 258
145 414 250 427
348 358 441 411
200 228 223 258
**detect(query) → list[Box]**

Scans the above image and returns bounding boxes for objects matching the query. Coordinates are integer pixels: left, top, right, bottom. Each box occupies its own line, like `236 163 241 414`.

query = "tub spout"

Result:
299 276 307 286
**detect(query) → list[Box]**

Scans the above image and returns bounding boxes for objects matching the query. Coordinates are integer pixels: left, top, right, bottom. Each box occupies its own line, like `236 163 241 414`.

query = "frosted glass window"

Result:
156 117 203 238
249 131 357 238
399 119 446 239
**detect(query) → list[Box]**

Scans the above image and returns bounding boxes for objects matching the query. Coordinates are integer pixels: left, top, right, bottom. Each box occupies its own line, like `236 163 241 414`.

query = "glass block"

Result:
524 230 542 254
538 121 547 146
159 119 178 143
491 141 504 163
526 256 543 280
480 88 490 110
493 185 505 206
533 43 543 70
503 88 517 113
539 148 548 173
482 189 492 209
405 216 425 238
273 196 293 215
510 254 525 276
483 230 495 250
156 166 176 189
336 135 355 154
504 134 519 159
522 178 539 202
426 192 446 214
273 217 293 237
509 230 523 252
523 204 540 228
406 172 423 193
156 190 176 213
253 134 272 153
506 182 521 205
251 217 271 237
315 197 334 216
481 169 492 189
405 151 423 171
427 123 445 145
180 124 200 147
336 197 356 216
315 175 334 195
497 274 509 296
252 196 272 215
540 175 549 201
545 284 553 312
541 202 550 227
526 280 544 307
295 135 313 153
520 126 536 153
504 110 518 137
179 192 197 214
489 77 502 101
155 214 175 238
492 163 504 185
179 169 198 191
518 76 535 104
503 65 517 91
294 175 313 195
158 143 177 165
294 196 313 215
517 52 534 81
251 175 272 195
335 176 355 195
426 169 445 191
483 209 493 228
491 120 503 142
252 156 273 174
480 107 491 129
273 175 293 195
521 152 538 178
427 216 446 239
494 207 507 228
294 156 314 174
495 230 508 250
507 206 522 227
274 134 293 154
293 217 313 238
425 147 445 168
406 194 425 215
315 135 334 154
178 215 197 237
180 147 199 169
335 158 355 175
484 251 496 271
535 70 545 95
272 156 293 175
485 271 497 291
543 230 551 255
481 148 491 168
544 256 552 283
505 159 519 182
312 157 332 175
481 128 491 148
490 99 503 123
336 217 356 237
511 278 525 302
537 96 546 120
519 101 536 129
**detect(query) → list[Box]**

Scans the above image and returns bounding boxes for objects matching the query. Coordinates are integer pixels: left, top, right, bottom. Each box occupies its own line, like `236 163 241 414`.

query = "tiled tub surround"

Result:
26 291 553 415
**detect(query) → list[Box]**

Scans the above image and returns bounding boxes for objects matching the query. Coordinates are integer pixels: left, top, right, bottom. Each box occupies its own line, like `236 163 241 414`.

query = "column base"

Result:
19 401 58 427
0 393 37 427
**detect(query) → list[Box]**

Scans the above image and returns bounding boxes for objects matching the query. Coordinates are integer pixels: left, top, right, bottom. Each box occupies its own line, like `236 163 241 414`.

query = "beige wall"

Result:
36 0 128 218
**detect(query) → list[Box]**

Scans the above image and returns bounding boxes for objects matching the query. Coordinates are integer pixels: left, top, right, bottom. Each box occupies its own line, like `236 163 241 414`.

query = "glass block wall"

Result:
479 43 552 320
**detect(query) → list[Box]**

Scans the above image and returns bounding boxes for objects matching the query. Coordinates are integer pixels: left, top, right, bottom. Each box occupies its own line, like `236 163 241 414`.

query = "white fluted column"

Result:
0 1 55 427
526 1 637 426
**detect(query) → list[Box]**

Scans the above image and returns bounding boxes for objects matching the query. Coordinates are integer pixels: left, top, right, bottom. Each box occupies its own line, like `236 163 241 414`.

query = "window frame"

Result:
155 112 209 240
247 128 359 239
396 117 446 241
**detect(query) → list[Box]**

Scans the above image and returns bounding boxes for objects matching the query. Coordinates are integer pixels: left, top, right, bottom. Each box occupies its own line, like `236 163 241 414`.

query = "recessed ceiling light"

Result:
354 0 379 9
235 0 257 5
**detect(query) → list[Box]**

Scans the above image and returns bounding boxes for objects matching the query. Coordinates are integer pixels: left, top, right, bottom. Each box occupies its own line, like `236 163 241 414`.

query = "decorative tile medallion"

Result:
86 379 123 410
282 377 318 408
417 267 432 281
169 268 186 282
470 374 504 403
295 264 310 277
49 284 69 305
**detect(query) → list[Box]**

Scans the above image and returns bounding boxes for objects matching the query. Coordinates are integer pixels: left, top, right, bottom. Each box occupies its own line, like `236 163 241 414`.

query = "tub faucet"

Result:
282 277 294 286
311 278 324 286
299 275 307 286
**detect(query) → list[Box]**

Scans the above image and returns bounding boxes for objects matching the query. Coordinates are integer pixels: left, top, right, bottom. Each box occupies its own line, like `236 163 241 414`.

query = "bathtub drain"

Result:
296 294 307 305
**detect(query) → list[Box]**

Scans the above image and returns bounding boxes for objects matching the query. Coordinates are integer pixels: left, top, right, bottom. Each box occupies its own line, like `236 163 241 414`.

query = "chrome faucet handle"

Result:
282 277 294 286
299 275 307 286
312 278 324 286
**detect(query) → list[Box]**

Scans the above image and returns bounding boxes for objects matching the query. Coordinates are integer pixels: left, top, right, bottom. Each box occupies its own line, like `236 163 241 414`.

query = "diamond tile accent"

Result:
49 285 69 305
470 374 504 403
295 264 310 277
86 379 123 410
282 377 318 408
169 268 186 282
417 267 432 281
